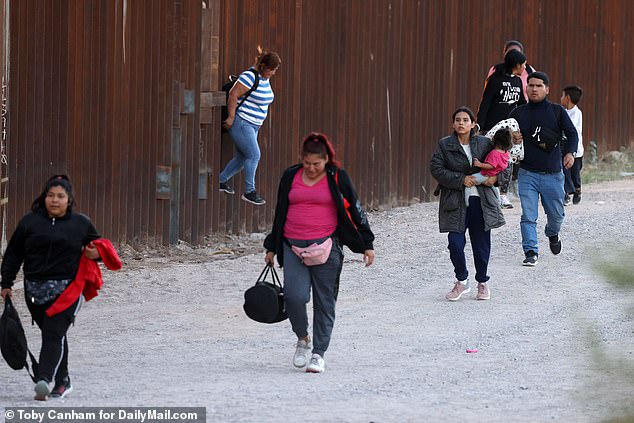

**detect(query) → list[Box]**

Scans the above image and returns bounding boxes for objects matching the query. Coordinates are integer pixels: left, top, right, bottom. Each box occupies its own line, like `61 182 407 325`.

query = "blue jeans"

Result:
219 115 261 193
517 168 565 254
447 196 491 283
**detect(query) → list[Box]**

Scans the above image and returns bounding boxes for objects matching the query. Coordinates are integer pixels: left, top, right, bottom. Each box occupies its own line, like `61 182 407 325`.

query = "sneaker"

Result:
293 339 312 368
523 250 538 266
563 194 572 206
445 280 471 301
50 376 73 399
476 283 490 300
219 182 235 195
549 235 562 255
500 194 514 209
572 191 582 205
34 379 50 401
241 191 266 205
306 354 325 373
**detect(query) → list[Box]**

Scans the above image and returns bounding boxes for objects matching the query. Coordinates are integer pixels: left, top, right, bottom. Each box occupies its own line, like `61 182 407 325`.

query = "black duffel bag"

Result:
243 264 287 324
0 297 39 381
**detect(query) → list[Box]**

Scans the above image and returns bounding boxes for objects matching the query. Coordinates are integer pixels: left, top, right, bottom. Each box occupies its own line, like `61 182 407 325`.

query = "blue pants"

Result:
564 157 583 194
282 238 343 357
518 168 565 254
447 196 491 283
219 115 261 193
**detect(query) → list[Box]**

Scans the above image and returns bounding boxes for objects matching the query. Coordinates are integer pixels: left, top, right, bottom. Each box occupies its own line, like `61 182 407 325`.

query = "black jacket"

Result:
430 134 506 233
1 209 100 288
264 164 374 267
477 66 526 132
509 99 579 173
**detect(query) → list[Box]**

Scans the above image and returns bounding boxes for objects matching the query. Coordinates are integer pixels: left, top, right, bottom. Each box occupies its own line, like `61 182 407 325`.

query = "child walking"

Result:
469 128 513 205
561 85 584 205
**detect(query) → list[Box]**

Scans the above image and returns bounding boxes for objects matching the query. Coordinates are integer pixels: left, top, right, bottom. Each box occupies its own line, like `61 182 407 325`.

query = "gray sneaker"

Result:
34 380 50 401
293 339 312 368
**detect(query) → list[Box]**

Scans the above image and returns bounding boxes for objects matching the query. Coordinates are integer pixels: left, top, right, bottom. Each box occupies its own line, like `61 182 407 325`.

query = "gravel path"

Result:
1 178 633 423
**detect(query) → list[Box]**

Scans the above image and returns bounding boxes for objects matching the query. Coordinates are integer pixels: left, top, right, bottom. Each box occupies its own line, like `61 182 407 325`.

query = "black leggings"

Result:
26 298 81 384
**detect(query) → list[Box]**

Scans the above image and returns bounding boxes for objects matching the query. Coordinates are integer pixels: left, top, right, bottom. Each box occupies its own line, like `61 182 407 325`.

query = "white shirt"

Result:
566 105 584 157
460 143 479 198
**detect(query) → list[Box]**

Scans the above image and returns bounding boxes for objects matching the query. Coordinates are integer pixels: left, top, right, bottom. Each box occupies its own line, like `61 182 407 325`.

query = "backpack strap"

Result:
235 68 260 113
334 170 356 229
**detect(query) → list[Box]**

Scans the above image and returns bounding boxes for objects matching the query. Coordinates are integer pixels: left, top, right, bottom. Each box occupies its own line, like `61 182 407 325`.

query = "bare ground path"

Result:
2 179 633 423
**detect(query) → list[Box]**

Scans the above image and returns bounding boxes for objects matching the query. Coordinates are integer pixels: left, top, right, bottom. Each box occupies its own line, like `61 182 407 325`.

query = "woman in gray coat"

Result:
430 107 505 301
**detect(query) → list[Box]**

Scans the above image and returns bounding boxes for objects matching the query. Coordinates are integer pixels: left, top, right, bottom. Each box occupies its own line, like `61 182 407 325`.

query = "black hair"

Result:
504 40 525 53
504 50 526 73
452 106 477 138
31 174 75 213
492 128 513 151
528 71 550 86
563 85 583 104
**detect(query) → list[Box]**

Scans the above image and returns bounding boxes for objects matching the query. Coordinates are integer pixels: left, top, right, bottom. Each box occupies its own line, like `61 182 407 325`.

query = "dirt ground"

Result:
1 178 633 423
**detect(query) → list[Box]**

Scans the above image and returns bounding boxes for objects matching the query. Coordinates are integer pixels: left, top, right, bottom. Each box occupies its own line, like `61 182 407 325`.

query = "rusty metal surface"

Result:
4 0 634 246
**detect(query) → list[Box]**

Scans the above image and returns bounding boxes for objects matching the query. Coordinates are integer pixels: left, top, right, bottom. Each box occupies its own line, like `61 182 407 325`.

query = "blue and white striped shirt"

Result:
236 69 275 126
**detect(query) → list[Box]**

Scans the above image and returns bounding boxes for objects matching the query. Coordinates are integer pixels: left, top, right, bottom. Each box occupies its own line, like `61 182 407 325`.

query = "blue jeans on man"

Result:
517 168 565 254
220 114 261 193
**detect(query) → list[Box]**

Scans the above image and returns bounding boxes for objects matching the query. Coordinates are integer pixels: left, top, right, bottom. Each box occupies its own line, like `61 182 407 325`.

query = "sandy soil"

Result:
1 178 633 423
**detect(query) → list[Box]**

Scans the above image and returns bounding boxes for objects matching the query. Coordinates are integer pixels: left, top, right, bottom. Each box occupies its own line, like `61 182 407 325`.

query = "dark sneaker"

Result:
573 191 581 205
563 194 572 206
34 379 50 401
50 376 73 399
219 182 235 195
549 235 562 255
523 251 538 266
241 191 266 205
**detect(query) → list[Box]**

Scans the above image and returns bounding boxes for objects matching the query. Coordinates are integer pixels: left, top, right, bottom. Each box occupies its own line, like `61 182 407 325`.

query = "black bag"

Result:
221 68 259 132
0 297 39 382
534 104 565 152
243 264 287 324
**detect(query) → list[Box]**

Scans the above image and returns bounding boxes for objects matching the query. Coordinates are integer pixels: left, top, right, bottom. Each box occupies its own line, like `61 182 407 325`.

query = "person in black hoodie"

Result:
477 49 527 132
477 49 527 209
1 175 101 400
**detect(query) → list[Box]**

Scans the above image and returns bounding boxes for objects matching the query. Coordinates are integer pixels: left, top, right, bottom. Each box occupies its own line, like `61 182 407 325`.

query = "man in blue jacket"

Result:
509 72 578 266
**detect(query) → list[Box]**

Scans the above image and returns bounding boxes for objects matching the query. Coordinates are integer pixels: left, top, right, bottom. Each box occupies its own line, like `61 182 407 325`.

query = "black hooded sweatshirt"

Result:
477 63 526 132
1 208 100 288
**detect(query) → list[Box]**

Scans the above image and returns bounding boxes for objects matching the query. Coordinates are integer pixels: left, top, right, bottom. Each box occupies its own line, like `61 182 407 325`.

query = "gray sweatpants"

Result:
283 238 343 357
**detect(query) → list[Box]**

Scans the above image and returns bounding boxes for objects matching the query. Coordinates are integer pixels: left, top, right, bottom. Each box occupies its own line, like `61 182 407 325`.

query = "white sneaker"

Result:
293 339 312 368
305 354 325 373
500 194 514 209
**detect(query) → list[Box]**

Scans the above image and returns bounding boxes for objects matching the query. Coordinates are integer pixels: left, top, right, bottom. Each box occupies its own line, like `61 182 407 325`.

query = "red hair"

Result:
301 132 341 168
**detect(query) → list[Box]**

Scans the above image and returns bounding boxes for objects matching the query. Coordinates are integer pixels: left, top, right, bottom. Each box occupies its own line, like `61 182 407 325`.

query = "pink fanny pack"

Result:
291 237 333 266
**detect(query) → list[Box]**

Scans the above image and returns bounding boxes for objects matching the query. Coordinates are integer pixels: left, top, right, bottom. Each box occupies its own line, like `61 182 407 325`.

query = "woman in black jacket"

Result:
264 132 374 373
1 175 101 400
430 107 505 302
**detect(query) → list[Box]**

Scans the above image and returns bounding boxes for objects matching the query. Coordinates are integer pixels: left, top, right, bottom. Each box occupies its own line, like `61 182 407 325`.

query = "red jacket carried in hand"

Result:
46 238 122 317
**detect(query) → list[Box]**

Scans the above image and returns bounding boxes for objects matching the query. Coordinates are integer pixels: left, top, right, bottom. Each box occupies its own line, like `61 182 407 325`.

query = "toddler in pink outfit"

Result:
468 128 513 205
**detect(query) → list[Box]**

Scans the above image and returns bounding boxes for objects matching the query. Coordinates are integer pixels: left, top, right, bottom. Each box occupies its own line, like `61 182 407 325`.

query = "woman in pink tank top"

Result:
264 133 375 373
